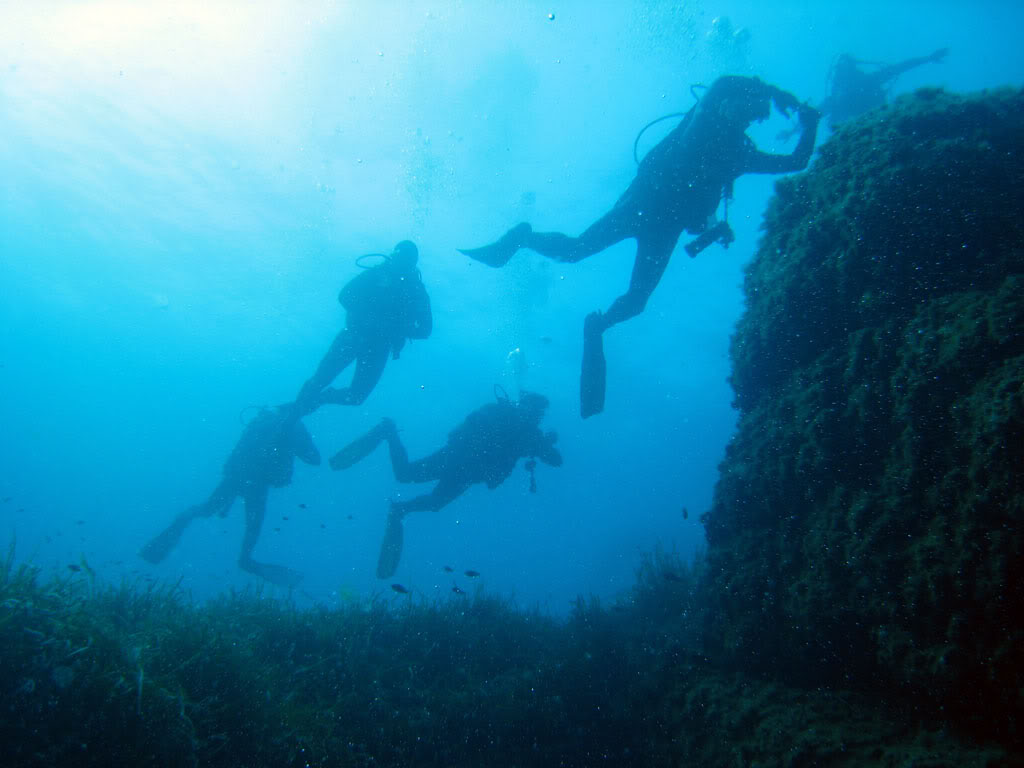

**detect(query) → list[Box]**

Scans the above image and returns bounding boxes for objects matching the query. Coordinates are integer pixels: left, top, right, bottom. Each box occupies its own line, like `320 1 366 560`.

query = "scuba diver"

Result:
140 405 320 587
780 48 949 138
459 76 820 418
823 48 948 125
293 240 432 416
329 390 562 578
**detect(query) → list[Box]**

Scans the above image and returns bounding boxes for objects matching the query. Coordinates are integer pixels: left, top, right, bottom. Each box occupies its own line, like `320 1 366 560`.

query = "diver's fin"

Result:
580 312 606 419
376 511 405 579
242 560 304 588
330 423 387 471
458 222 532 268
139 513 193 564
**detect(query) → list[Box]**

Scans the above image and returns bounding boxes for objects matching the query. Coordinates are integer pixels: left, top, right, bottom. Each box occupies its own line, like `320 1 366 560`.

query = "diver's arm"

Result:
745 105 821 174
535 430 563 467
873 48 948 86
407 283 432 340
291 421 322 466
338 268 379 314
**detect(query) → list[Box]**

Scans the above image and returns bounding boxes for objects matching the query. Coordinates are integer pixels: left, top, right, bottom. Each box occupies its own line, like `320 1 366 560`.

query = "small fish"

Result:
464 570 480 578
540 335 553 344
273 527 281 532
320 523 327 529
681 506 689 520
67 564 81 572
346 514 354 520
443 566 454 573
75 520 85 525
391 583 410 594
298 503 307 509
451 585 466 595
663 572 684 583
1 497 10 503
281 516 290 521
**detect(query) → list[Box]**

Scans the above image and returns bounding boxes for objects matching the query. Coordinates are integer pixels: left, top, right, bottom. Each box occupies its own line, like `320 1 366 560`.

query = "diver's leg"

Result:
377 475 469 578
597 231 679 330
195 479 236 518
237 487 304 587
387 434 448 484
140 479 237 563
527 206 635 264
327 341 389 406
459 204 633 268
392 476 471 517
579 231 678 418
237 486 268 569
295 330 359 414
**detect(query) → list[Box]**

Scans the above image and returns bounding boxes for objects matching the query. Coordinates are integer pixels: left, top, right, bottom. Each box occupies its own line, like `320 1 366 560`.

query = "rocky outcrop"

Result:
702 88 1024 741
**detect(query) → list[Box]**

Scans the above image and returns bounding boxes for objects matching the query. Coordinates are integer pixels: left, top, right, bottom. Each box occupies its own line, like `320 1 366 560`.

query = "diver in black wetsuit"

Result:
778 48 948 140
293 240 432 416
140 406 320 587
329 391 562 578
823 49 948 126
459 76 819 418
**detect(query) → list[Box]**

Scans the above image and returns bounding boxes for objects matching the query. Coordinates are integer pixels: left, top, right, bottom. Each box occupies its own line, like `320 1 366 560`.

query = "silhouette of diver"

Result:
329 391 562 578
293 240 432 416
140 406 320 587
780 48 948 138
459 76 819 418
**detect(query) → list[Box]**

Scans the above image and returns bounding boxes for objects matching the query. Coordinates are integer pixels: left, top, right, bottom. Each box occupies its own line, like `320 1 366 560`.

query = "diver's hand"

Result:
770 87 800 118
798 103 821 128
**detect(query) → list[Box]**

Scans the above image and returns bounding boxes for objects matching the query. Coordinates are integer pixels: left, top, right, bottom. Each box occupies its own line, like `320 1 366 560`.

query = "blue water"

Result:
1 1 1021 613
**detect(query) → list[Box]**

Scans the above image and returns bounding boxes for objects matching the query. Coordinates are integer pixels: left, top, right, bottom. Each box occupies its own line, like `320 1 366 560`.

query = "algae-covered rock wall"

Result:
702 88 1024 739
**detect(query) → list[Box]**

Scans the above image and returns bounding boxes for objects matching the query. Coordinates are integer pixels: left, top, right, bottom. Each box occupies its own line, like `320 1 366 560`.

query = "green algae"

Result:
704 87 1024 750
2 540 1009 767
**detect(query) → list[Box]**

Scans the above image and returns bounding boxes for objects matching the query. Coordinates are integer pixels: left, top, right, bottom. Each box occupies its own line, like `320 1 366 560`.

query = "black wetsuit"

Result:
516 77 818 330
461 76 819 417
338 400 562 517
140 408 320 585
295 261 432 414
823 51 946 126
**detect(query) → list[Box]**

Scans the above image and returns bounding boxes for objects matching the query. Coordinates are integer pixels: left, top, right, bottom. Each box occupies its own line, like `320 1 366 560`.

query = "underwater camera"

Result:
685 220 735 257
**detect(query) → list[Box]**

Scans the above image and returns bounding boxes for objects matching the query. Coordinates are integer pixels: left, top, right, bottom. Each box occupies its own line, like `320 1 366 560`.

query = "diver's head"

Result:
704 75 771 127
517 390 550 422
389 240 419 272
831 54 861 87
835 54 858 74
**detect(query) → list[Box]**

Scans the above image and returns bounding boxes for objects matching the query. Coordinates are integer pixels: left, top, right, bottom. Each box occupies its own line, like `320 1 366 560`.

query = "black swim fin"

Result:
330 422 389 471
580 312 606 419
376 510 405 579
458 222 532 268
139 513 193 564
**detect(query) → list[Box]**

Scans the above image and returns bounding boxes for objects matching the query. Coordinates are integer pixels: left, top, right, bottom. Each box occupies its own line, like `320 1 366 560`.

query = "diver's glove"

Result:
768 86 800 118
798 103 821 128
